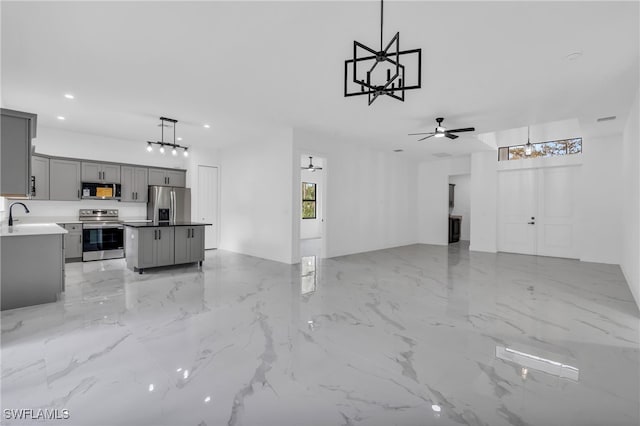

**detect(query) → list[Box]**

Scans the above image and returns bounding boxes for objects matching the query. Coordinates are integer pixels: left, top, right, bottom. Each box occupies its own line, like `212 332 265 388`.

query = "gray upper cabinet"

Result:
50 159 81 200
121 166 148 202
81 161 120 183
1 109 37 198
31 154 50 200
148 168 186 187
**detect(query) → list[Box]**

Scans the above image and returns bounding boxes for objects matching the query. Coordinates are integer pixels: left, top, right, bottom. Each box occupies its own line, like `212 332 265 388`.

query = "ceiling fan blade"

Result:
447 127 475 133
408 132 434 136
418 135 435 141
445 133 459 140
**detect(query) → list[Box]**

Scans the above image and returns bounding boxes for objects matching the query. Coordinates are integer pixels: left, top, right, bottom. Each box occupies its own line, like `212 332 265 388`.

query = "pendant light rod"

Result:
380 0 384 51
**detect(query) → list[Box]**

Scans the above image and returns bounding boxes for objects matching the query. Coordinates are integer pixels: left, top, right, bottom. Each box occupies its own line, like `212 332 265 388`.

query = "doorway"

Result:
197 165 219 249
448 174 471 244
497 165 580 258
300 155 326 259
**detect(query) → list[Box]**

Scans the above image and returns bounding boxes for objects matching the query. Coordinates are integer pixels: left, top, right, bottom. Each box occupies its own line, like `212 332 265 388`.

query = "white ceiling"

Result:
1 1 638 160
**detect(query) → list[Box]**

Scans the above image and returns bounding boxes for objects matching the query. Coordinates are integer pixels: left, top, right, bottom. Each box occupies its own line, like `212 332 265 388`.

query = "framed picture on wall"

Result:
302 182 316 219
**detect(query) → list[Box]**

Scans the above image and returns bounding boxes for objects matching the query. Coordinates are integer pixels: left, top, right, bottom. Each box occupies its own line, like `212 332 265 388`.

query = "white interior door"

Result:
498 166 579 258
197 165 218 249
536 166 579 258
498 169 537 255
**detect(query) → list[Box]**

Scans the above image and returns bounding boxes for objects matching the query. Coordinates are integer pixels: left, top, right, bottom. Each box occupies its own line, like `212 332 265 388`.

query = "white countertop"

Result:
0 223 68 237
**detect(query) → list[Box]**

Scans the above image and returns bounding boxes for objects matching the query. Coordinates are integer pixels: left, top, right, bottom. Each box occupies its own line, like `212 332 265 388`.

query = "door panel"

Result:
138 229 157 268
101 164 120 183
31 155 50 200
536 166 579 258
50 159 81 200
148 168 166 186
156 227 175 266
134 167 148 202
121 166 134 202
166 170 185 187
190 227 205 262
498 166 579 259
174 227 190 264
498 169 537 255
81 162 102 182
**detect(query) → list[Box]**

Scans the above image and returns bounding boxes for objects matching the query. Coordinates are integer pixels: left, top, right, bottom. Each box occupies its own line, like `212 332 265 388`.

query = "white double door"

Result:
498 166 580 258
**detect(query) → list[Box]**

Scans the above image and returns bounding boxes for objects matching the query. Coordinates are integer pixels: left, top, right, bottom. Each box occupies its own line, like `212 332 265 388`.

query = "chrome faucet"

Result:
8 202 30 226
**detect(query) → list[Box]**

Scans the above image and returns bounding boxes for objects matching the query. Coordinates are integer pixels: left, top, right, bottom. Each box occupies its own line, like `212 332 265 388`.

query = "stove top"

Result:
78 209 120 222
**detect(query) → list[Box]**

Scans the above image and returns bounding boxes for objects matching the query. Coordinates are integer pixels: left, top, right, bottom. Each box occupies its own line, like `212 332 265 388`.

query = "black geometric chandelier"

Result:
146 117 189 157
344 0 422 105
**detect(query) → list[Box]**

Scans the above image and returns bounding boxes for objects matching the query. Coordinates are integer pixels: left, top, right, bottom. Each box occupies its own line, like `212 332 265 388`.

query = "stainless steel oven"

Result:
79 209 124 261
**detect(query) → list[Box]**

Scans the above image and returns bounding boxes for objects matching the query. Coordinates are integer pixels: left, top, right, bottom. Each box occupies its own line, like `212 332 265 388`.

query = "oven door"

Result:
82 224 124 261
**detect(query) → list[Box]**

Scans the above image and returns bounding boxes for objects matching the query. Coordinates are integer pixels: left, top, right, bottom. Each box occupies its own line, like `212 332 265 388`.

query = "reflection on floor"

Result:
1 244 639 426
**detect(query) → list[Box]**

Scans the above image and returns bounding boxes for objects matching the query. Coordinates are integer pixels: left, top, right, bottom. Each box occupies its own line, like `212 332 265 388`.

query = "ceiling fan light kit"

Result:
146 117 189 157
344 0 422 105
408 117 476 141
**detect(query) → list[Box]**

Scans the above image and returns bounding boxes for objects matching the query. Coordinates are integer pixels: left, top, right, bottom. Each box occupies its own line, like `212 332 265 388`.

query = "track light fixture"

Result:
146 117 189 156
344 0 422 105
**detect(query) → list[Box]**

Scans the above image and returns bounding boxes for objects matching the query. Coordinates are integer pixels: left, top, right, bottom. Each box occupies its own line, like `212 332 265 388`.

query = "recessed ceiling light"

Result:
57 116 65 120
565 51 583 61
177 137 183 141
203 124 210 129
64 94 75 99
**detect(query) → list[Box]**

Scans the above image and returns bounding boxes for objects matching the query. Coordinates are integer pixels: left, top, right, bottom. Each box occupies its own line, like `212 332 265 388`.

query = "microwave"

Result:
81 182 121 200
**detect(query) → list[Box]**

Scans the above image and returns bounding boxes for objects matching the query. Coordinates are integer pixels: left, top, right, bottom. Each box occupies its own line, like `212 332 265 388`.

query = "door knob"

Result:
528 221 535 225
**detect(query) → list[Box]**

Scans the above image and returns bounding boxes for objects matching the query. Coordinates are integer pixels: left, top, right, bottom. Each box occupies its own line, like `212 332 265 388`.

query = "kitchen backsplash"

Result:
1 198 146 221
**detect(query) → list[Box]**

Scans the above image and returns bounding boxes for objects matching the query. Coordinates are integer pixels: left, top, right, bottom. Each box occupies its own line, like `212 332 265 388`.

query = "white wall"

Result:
300 162 323 239
578 134 622 264
34 127 187 169
219 128 294 264
418 156 471 246
449 174 470 241
469 151 498 252
621 90 640 309
293 128 419 260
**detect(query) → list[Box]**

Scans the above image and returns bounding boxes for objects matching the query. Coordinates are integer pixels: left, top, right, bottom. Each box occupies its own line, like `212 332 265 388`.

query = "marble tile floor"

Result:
1 243 639 426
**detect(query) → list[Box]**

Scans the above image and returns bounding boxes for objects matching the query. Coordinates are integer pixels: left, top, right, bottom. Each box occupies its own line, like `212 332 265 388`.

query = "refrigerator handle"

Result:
170 190 175 224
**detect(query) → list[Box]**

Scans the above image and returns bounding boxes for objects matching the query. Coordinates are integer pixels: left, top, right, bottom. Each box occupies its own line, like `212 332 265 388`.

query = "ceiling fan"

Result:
302 156 323 172
409 117 475 141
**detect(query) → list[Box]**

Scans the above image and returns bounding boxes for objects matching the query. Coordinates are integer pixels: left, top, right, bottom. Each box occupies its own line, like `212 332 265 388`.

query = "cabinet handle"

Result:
159 229 161 239
77 189 80 198
154 230 157 240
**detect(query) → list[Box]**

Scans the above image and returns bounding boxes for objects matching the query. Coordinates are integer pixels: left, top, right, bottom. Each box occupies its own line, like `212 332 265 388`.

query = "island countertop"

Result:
0 223 68 238
122 222 212 228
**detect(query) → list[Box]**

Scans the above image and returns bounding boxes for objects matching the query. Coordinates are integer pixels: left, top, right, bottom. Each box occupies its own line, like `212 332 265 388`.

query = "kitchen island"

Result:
123 222 211 274
0 223 67 310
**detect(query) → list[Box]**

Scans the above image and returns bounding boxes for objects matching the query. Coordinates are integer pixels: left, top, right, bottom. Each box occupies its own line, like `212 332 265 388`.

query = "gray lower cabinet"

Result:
174 226 205 264
126 226 175 272
1 233 64 310
31 154 50 200
1 109 36 197
60 223 83 261
148 168 186 187
121 165 148 202
50 158 81 200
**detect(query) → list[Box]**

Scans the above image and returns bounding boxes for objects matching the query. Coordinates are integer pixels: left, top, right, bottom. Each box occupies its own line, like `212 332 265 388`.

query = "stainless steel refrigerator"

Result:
147 186 191 223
